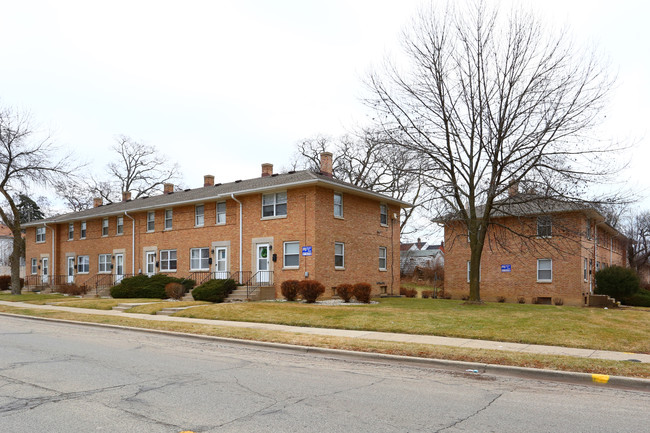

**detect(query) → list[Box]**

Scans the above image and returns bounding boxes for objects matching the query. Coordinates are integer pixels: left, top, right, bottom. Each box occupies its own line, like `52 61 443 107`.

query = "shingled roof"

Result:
25 170 412 227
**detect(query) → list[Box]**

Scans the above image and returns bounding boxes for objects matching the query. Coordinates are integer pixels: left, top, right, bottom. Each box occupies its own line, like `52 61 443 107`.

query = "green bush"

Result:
281 280 301 301
622 290 650 307
192 279 237 303
110 275 152 298
299 280 325 303
353 282 372 303
594 266 640 300
336 283 354 303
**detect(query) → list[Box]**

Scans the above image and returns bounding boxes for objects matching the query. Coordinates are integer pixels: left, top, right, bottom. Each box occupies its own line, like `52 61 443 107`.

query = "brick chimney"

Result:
417 237 422 250
93 197 103 208
204 175 215 187
122 191 131 202
164 183 174 194
508 182 519 198
261 163 273 177
320 152 333 177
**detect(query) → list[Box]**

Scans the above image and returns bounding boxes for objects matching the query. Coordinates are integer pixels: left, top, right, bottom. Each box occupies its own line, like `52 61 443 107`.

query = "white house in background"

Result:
0 224 25 278
400 244 445 276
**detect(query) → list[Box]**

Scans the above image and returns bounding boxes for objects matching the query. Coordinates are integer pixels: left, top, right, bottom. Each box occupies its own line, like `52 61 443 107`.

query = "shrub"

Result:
0 276 24 291
622 290 650 307
421 290 431 299
353 282 372 303
281 280 301 301
496 296 506 303
401 288 417 298
553 297 564 306
192 279 237 303
57 284 89 296
299 280 325 303
595 266 640 300
165 282 185 300
336 283 354 303
461 295 469 301
110 275 152 298
517 296 526 304
442 292 452 300
399 286 407 296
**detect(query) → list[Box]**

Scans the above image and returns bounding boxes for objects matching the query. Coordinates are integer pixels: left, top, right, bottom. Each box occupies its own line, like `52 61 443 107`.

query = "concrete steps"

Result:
156 306 196 316
111 302 153 312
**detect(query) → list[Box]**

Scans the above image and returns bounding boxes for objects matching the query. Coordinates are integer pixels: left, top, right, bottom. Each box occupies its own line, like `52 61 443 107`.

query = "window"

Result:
36 227 46 243
117 217 124 235
283 242 300 268
537 259 552 282
596 261 600 272
262 192 287 217
216 201 226 224
195 205 204 226
467 261 481 282
68 223 74 240
190 248 210 271
160 250 177 271
147 211 155 232
102 218 109 236
379 247 387 270
77 255 89 273
537 216 552 238
335 242 345 268
584 258 588 281
98 254 111 273
80 221 87 239
334 193 343 218
586 219 592 240
164 209 173 230
380 204 388 225
31 258 37 274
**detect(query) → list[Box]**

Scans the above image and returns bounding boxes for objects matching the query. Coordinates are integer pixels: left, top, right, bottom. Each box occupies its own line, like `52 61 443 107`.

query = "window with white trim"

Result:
379 247 387 270
68 223 74 240
537 216 552 238
283 242 300 268
80 221 87 239
262 192 287 217
160 250 177 271
147 211 155 232
190 248 210 271
334 192 343 218
164 209 173 230
467 261 481 282
36 227 46 243
216 201 226 224
584 258 588 281
77 255 89 273
195 205 204 226
98 254 111 273
335 242 345 268
380 204 388 225
116 217 124 235
31 258 37 274
102 218 109 236
537 259 552 282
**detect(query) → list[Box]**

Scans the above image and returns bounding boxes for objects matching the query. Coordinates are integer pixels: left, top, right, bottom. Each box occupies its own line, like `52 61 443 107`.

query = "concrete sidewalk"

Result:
1 300 648 364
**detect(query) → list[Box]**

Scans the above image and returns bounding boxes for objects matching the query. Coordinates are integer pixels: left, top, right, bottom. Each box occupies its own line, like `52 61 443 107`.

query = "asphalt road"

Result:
0 315 647 433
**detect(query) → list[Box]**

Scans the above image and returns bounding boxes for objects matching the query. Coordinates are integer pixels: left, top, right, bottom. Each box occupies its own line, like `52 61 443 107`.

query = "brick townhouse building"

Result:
444 187 629 306
24 153 407 299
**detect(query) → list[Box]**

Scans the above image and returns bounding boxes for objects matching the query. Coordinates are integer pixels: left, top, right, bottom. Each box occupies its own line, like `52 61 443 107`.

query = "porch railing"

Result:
245 271 274 299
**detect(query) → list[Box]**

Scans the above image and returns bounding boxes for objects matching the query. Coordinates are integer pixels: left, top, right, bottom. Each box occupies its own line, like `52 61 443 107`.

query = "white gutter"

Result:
43 223 55 280
124 211 135 274
231 194 243 278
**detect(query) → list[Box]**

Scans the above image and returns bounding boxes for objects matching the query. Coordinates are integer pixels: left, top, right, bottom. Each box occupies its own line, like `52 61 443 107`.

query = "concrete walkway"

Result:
1 300 648 364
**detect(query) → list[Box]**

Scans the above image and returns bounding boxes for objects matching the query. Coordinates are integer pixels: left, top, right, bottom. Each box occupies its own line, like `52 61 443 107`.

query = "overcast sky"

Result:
2 0 649 238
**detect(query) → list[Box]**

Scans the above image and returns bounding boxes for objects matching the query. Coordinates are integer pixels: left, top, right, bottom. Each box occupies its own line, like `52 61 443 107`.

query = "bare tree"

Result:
622 210 650 273
0 106 73 294
367 1 617 302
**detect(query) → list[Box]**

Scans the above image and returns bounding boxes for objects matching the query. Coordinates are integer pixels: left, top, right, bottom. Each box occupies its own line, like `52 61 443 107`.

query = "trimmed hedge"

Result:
622 290 650 307
353 282 372 303
192 279 237 303
336 283 354 303
299 280 325 303
110 274 196 299
281 280 301 301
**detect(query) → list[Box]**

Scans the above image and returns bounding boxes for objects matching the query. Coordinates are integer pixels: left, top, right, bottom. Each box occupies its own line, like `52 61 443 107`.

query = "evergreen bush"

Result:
192 279 237 303
594 266 640 300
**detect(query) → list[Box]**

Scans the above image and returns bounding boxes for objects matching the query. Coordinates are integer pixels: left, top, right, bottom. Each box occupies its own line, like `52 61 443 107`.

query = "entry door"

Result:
145 252 156 276
41 258 49 284
67 257 75 283
257 244 269 283
115 254 124 283
214 247 228 279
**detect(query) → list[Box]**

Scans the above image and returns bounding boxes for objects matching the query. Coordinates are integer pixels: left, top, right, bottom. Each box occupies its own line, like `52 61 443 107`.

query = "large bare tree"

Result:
367 1 616 302
0 106 72 294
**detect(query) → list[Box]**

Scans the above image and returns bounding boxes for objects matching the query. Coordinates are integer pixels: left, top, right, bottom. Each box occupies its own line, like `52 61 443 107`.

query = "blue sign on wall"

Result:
302 246 313 256
501 264 511 272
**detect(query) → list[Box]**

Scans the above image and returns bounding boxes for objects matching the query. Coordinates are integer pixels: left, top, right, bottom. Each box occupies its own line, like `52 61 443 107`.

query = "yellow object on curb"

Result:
592 374 610 384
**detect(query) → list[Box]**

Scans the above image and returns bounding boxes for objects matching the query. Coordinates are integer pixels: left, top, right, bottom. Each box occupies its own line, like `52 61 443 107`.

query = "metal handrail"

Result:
245 271 274 299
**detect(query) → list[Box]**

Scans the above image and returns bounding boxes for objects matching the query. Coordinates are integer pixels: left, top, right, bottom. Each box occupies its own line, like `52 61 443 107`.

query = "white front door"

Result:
214 247 228 279
41 258 49 284
115 254 124 283
67 257 75 284
146 252 156 276
257 244 269 284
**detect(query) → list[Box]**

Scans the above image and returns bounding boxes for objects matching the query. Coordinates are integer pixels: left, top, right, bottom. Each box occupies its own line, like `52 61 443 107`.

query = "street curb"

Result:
1 311 648 392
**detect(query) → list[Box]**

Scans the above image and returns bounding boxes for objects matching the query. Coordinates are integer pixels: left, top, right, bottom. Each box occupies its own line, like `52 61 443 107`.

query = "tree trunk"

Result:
10 229 23 295
468 247 482 303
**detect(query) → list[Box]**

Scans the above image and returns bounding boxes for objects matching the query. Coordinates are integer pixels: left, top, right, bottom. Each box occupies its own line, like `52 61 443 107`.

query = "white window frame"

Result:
537 259 552 282
190 247 210 271
283 241 300 268
216 201 226 225
36 227 46 243
195 204 205 227
102 218 109 237
467 261 481 282
98 254 111 273
379 246 387 270
147 211 155 232
262 192 287 218
160 249 177 272
77 255 90 274
116 217 124 235
215 247 228 273
31 258 38 274
334 242 345 269
334 192 343 218
80 221 87 239
536 216 552 238
380 204 388 226
68 223 74 240
164 209 173 230
584 258 588 281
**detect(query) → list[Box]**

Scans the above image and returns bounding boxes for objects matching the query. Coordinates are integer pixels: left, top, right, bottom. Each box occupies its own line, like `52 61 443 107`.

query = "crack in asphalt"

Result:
434 392 504 432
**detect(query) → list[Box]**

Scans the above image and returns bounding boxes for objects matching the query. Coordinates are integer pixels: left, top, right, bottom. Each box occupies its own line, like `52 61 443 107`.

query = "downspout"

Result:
231 194 243 281
124 211 135 274
44 223 55 282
